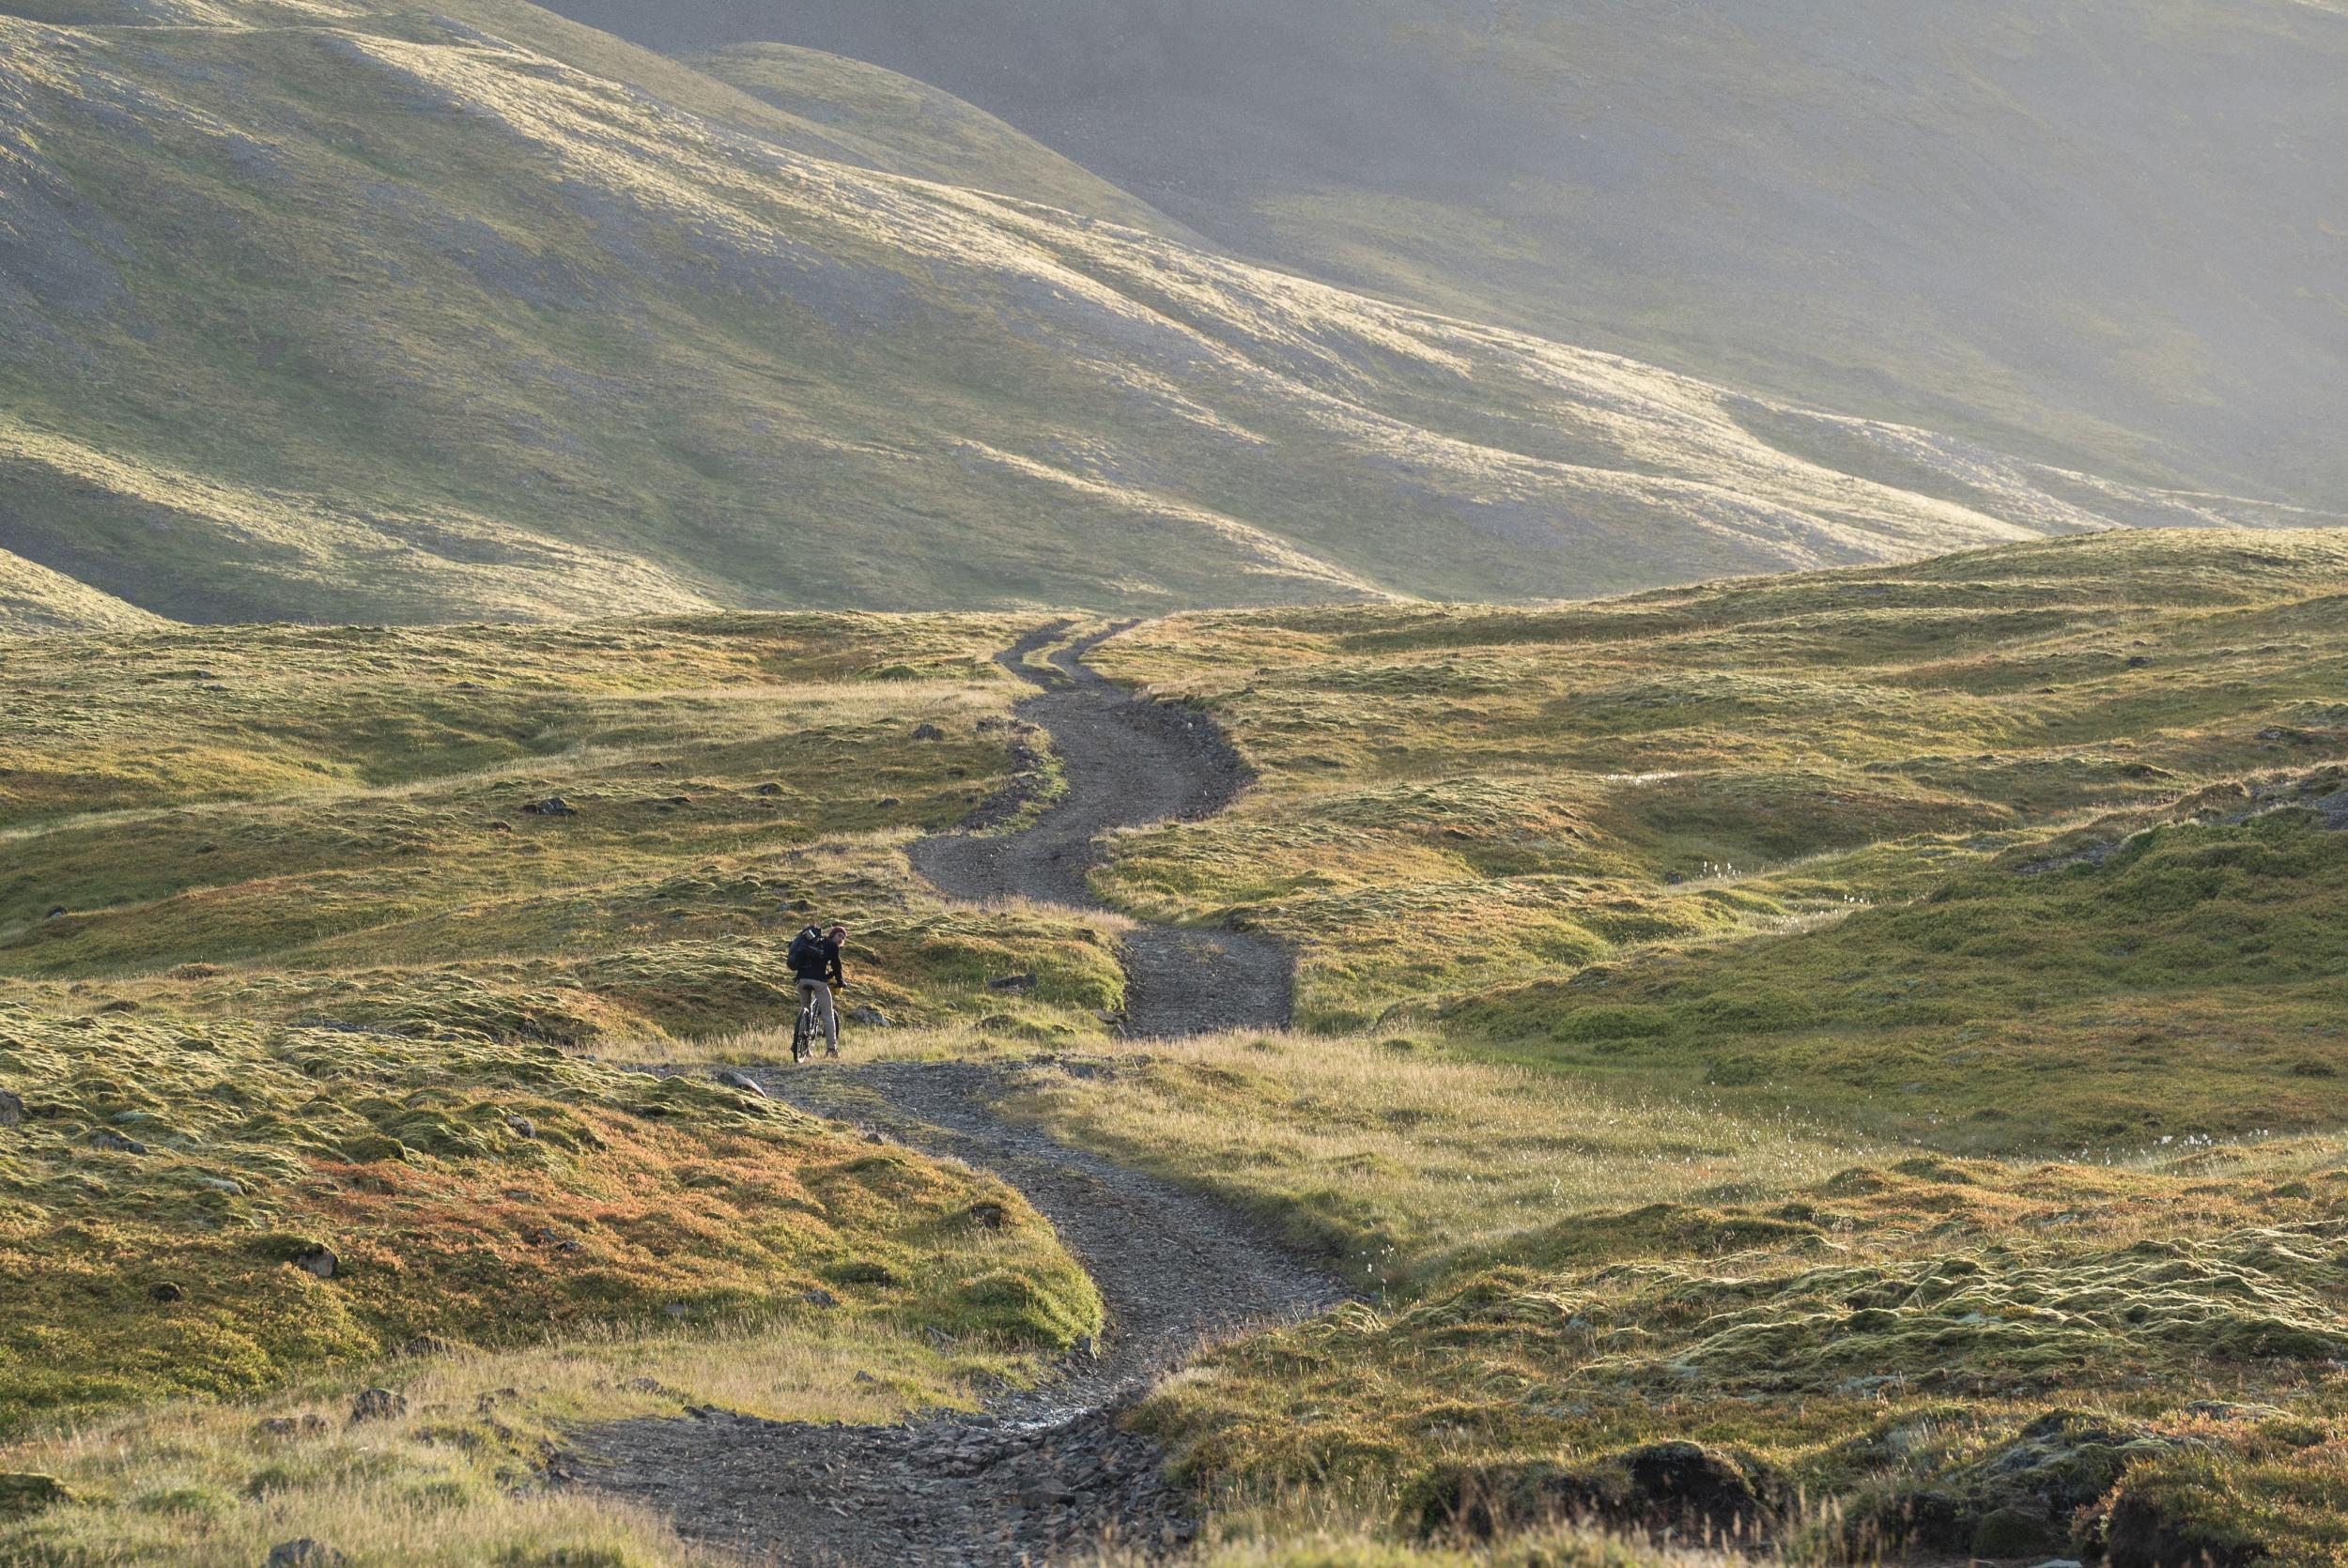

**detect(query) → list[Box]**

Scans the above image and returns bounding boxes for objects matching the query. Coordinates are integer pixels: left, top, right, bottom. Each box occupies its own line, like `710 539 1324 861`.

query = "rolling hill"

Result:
550 0 2348 515
10 534 2348 1562
2 0 2331 625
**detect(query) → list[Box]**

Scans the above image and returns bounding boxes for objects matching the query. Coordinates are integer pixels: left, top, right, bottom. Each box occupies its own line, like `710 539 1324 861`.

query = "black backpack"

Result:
788 929 825 976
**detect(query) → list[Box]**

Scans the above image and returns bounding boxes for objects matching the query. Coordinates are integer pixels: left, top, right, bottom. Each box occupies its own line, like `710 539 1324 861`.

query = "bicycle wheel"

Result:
792 1004 813 1063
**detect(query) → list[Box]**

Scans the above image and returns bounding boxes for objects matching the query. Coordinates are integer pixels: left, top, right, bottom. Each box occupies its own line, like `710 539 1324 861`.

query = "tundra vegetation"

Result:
7 531 2348 1562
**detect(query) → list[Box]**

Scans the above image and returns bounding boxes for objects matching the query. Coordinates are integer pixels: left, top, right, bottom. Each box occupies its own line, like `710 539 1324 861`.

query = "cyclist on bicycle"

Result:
788 923 847 1057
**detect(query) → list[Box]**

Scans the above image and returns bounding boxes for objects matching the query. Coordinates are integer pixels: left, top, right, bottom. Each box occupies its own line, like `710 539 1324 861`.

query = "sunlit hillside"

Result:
3 0 2330 626
564 0 2348 515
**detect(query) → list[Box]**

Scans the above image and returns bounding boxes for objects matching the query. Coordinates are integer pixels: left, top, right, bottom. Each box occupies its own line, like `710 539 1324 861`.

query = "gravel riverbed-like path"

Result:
570 624 1343 1564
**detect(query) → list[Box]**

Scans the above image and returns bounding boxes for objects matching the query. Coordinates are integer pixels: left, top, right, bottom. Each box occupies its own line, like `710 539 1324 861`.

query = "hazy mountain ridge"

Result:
0 0 2334 626
558 0 2348 514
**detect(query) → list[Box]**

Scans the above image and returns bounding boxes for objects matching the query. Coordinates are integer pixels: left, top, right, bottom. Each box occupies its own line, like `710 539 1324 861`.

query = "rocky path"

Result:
912 622 1292 1037
572 623 1341 1564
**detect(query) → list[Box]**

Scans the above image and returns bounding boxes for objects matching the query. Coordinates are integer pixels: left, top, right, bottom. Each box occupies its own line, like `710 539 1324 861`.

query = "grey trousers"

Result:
796 979 838 1047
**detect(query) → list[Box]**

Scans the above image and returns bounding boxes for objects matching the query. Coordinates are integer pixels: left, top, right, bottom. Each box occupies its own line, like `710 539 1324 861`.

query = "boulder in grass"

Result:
521 795 578 817
911 723 946 741
848 1004 894 1028
717 1070 767 1098
291 1245 338 1280
348 1387 406 1424
266 1541 347 1567
0 1089 22 1128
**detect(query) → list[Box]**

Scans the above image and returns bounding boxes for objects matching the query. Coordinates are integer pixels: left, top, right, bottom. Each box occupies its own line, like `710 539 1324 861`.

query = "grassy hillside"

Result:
688 42 1178 232
0 546 165 634
0 608 1127 1560
962 532 2348 1565
3 0 2330 626
548 0 2348 515
10 534 2348 1560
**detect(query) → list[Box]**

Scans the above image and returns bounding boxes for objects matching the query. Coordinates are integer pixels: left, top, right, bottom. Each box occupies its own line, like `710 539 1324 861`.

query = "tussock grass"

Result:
998 1031 1871 1288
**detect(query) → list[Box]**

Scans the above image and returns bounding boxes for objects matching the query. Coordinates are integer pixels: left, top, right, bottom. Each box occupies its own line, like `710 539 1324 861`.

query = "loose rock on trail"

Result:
570 624 1342 1564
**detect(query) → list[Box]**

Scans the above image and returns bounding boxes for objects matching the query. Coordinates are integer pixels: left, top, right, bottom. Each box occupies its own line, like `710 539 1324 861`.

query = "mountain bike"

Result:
791 985 842 1063
792 987 821 1064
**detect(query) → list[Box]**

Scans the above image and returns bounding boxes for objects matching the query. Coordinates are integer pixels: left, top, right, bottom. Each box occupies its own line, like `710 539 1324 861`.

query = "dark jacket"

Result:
790 928 843 985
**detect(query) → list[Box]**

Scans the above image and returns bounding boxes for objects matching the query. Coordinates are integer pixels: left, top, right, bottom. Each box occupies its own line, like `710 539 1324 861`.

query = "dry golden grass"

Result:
983 1030 1875 1288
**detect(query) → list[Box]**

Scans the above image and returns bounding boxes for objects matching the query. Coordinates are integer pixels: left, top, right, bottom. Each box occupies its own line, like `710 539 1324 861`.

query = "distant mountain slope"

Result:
689 44 1178 233
561 0 2348 515
0 0 2332 624
0 547 166 634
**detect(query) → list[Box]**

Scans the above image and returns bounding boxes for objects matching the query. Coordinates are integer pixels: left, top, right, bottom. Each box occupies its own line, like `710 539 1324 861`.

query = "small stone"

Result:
799 1288 840 1310
521 795 578 817
876 796 903 808
963 1201 1011 1230
86 1129 147 1155
266 1540 346 1567
717 1070 767 1098
44 906 65 920
504 1114 537 1141
292 1245 337 1280
853 1371 878 1385
986 974 1038 994
148 1282 184 1303
0 1089 21 1128
348 1387 406 1424
487 820 513 833
755 782 784 796
911 723 945 741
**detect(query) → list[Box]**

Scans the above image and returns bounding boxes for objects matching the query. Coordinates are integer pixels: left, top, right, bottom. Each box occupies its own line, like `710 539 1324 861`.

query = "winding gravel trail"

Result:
572 624 1342 1564
913 622 1292 1037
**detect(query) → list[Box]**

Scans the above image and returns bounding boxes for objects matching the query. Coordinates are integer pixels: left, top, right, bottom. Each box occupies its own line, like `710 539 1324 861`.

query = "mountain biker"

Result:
788 923 847 1058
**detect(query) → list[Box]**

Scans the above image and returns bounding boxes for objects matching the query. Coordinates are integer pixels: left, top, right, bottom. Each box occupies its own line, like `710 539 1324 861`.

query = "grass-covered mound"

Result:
1451 774 2348 1150
1091 531 2348 1110
0 999 1098 1435
0 609 1124 1559
0 613 1124 1047
1116 1133 2348 1565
